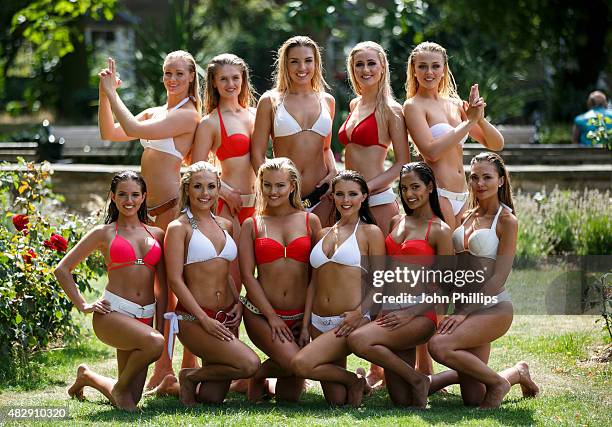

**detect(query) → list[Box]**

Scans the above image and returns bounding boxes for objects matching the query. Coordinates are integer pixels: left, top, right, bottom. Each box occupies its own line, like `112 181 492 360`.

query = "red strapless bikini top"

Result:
215 108 250 161
107 222 162 271
385 216 436 265
253 214 311 264
338 110 386 148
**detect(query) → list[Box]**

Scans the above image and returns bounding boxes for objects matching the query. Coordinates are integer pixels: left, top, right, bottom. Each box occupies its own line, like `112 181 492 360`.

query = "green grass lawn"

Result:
0 275 610 426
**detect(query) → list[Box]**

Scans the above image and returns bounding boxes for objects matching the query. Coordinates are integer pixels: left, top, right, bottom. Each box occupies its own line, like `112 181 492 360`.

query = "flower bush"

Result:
0 158 105 383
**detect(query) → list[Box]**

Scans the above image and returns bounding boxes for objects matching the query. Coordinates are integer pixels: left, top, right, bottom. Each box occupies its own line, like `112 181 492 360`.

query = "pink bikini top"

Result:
107 222 162 271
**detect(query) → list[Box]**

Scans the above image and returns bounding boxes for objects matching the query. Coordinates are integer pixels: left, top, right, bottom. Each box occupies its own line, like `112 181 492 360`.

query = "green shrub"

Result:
0 159 105 384
516 188 612 257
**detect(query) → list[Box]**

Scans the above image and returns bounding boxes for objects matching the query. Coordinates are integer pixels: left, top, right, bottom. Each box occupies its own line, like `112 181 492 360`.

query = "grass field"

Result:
0 274 610 426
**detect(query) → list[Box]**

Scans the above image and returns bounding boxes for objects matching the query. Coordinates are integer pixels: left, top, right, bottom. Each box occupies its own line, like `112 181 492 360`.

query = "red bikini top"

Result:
385 216 436 265
215 108 251 161
338 110 387 149
253 214 311 264
107 222 162 271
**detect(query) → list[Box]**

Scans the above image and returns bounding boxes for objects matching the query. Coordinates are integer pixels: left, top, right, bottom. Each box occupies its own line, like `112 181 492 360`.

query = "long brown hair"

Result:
468 152 515 213
273 36 329 95
405 41 459 100
203 53 256 114
331 170 376 224
104 171 148 224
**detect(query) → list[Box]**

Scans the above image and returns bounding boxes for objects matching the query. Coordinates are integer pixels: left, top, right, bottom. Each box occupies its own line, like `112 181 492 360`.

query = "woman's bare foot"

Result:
410 374 430 409
229 378 249 394
479 378 511 409
145 374 179 397
515 361 539 397
178 369 198 406
365 364 385 389
247 378 269 402
67 364 89 400
356 368 372 396
111 384 137 411
146 365 176 391
347 377 366 408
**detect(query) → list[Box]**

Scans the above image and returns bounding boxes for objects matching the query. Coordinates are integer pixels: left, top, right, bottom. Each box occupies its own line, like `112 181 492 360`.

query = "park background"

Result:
0 1 611 426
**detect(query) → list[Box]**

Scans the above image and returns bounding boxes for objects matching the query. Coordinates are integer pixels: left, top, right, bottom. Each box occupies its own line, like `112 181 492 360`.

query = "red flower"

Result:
12 214 29 232
23 248 36 264
43 233 68 252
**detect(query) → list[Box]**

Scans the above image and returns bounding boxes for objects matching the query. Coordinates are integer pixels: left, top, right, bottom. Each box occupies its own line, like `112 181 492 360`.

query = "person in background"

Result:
572 90 612 146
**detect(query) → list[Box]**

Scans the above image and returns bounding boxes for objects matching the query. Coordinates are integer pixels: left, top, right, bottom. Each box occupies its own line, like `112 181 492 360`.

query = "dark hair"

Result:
469 152 515 213
399 162 445 222
103 171 148 224
331 170 376 225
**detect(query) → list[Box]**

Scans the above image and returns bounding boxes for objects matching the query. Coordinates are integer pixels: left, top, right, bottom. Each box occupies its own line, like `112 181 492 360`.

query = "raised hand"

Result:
98 57 122 96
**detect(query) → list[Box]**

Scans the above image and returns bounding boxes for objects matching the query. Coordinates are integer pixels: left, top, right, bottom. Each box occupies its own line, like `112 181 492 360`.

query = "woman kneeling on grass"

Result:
348 162 453 408
55 171 166 411
427 152 539 408
291 170 385 407
163 161 260 405
239 158 322 402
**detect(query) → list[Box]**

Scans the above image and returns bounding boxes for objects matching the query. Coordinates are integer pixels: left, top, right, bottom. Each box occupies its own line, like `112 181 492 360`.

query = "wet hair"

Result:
405 41 459 100
587 90 607 109
273 36 329 95
399 162 445 222
346 41 396 128
164 50 202 114
331 170 376 225
469 152 515 213
203 53 256 114
104 171 148 224
255 157 303 215
178 161 220 213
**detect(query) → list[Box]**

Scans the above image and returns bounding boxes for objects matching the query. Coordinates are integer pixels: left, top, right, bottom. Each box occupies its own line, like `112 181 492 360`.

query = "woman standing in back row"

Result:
97 51 201 389
403 42 504 230
251 36 337 226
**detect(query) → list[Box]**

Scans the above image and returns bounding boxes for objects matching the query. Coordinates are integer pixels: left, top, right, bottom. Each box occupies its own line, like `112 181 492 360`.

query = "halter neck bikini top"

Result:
107 223 162 271
215 108 251 161
310 220 365 271
274 97 332 138
430 122 468 146
253 214 311 264
338 110 386 149
140 97 191 159
452 204 509 260
385 216 436 265
184 208 237 265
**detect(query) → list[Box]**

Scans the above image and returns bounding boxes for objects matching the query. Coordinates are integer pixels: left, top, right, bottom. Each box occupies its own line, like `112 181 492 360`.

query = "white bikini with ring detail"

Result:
140 97 191 159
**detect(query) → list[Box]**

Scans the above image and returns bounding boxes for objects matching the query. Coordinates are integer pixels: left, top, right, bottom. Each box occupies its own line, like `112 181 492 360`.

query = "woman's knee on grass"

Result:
346 328 371 356
237 352 261 378
290 352 315 378
427 335 453 364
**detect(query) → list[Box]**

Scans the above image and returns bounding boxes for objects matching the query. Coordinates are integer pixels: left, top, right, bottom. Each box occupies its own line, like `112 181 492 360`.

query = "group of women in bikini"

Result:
54 36 540 411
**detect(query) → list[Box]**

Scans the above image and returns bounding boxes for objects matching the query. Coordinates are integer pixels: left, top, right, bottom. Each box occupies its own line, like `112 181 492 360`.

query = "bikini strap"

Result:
114 222 119 235
217 108 228 138
491 205 505 230
352 219 361 235
388 215 404 235
170 97 190 111
305 213 310 234
140 222 157 240
425 216 435 241
185 207 198 230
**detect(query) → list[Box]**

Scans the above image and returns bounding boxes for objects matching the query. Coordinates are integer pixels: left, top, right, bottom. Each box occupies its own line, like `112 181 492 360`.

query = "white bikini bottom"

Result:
437 188 469 215
369 188 396 207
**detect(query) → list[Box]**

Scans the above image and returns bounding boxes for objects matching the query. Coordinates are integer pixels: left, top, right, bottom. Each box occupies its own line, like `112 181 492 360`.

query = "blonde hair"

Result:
405 42 460 100
347 41 395 128
255 157 303 215
164 50 202 114
178 161 220 213
203 53 256 114
273 36 329 95
468 152 515 213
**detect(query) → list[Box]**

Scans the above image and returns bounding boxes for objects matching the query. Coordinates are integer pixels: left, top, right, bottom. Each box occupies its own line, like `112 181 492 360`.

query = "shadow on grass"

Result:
77 388 536 425
0 336 112 392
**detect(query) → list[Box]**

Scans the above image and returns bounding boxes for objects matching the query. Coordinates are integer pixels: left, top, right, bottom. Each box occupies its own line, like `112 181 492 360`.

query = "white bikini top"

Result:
430 122 468 147
310 220 365 271
452 204 510 260
140 97 190 159
274 97 332 138
184 208 237 265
